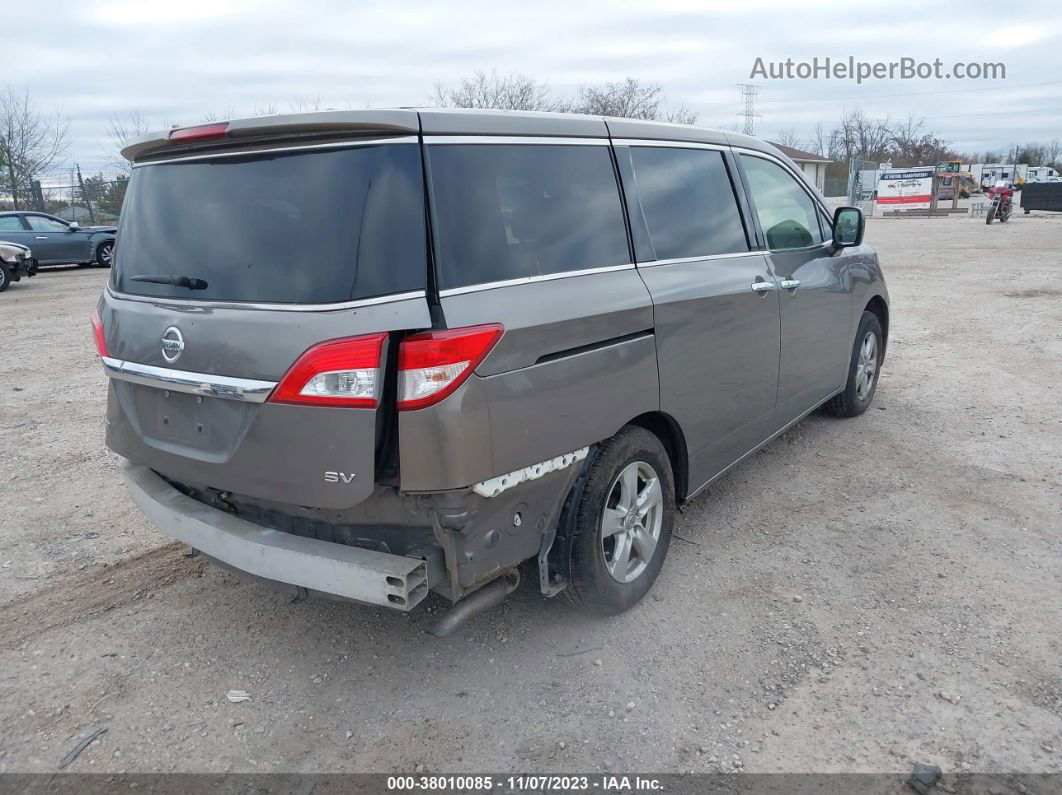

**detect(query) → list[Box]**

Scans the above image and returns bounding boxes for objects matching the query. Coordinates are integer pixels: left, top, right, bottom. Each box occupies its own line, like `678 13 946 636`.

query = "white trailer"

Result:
1026 166 1060 183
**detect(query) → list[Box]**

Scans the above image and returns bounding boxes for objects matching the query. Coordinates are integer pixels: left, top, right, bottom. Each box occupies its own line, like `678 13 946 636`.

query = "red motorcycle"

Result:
985 182 1014 224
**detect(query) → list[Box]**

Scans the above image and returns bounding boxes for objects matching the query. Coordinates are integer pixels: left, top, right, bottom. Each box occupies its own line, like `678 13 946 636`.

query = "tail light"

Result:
90 309 109 357
169 122 229 143
269 333 388 408
397 324 503 411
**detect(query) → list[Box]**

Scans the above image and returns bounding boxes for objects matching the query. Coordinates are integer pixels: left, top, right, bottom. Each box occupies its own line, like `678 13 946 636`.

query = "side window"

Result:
627 147 748 260
26 215 69 232
427 144 630 290
0 216 25 231
740 155 825 250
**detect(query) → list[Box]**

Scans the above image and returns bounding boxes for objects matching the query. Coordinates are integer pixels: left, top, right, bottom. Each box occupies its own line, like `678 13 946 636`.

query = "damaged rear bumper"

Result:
123 463 434 611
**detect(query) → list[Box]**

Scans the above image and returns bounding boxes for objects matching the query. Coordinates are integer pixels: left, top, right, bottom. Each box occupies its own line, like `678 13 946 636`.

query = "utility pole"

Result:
76 163 96 225
737 83 761 136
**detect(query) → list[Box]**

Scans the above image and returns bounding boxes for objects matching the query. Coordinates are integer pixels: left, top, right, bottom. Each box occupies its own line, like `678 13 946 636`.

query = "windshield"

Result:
113 143 426 304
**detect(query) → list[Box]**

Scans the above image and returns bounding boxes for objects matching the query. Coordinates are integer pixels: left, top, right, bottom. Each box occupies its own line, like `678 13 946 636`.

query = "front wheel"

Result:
986 201 997 224
562 426 675 615
95 240 114 268
0 263 10 293
825 311 883 418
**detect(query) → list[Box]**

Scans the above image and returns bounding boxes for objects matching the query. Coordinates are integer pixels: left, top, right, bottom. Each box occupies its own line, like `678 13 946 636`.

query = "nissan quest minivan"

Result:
94 109 888 630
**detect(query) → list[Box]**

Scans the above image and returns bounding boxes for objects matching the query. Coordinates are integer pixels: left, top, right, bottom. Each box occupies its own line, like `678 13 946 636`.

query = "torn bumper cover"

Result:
0 240 37 280
123 463 433 610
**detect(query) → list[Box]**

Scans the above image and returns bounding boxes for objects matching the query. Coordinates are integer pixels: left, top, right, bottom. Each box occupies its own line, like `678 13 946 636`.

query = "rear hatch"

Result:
99 133 431 510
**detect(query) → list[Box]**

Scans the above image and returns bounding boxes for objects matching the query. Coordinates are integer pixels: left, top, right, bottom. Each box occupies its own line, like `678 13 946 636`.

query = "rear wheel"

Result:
825 311 883 418
95 241 114 268
0 263 9 292
562 426 675 615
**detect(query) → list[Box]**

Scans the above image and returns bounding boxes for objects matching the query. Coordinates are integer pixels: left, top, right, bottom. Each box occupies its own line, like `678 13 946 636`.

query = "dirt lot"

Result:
0 213 1059 776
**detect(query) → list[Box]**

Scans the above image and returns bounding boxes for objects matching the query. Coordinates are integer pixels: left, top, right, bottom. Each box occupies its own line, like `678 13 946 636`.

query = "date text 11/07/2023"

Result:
386 774 665 792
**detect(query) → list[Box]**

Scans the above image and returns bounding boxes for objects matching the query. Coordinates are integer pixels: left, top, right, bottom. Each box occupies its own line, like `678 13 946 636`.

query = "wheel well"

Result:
864 296 889 353
626 412 689 503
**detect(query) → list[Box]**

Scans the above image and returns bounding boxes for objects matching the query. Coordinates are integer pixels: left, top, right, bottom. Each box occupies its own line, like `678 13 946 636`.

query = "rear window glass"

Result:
427 144 630 290
627 147 749 260
114 144 426 304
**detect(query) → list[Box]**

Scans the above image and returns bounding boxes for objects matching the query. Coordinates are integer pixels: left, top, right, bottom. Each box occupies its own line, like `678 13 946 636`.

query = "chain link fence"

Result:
0 172 128 225
823 158 879 213
846 159 878 214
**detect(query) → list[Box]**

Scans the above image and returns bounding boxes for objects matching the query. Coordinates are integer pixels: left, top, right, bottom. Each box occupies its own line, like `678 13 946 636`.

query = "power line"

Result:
756 79 1062 106
701 78 1062 116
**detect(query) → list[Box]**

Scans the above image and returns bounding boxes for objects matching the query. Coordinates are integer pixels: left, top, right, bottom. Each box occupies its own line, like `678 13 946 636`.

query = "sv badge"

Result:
324 471 357 484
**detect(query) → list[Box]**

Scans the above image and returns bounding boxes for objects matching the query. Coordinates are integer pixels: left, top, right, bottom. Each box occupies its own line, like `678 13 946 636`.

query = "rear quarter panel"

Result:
399 270 659 491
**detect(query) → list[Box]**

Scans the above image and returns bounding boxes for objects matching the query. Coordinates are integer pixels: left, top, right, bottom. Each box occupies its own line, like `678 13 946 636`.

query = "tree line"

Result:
774 108 1061 170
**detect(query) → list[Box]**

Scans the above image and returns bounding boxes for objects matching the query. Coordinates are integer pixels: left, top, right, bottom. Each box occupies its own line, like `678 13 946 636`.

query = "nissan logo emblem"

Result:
160 327 185 363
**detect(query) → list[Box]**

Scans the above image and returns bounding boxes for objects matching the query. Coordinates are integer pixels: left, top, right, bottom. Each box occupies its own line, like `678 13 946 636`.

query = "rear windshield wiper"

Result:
129 274 209 290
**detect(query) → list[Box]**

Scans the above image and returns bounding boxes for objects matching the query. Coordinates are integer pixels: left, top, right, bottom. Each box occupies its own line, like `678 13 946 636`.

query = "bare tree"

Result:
287 93 324 112
103 109 150 176
810 122 828 157
828 109 894 163
774 127 804 150
202 107 237 123
572 78 697 123
431 70 561 112
889 114 924 158
430 72 697 123
0 85 69 209
1047 139 1062 169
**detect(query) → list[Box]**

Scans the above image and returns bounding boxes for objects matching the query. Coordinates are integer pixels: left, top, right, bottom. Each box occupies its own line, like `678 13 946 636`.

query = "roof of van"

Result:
121 107 781 162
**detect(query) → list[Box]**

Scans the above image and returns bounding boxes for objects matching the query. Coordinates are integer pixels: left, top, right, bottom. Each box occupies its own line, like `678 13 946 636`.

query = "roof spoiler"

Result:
121 109 422 162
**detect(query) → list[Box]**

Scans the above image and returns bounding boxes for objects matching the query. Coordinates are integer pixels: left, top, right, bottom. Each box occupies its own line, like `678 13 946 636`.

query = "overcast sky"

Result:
7 0 1062 175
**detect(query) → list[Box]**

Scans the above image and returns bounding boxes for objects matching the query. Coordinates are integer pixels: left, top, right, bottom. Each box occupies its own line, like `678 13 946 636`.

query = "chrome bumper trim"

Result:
101 356 276 403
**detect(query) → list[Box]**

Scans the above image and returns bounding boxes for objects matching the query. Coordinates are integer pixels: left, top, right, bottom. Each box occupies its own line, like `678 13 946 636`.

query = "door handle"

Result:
751 279 776 294
780 278 801 290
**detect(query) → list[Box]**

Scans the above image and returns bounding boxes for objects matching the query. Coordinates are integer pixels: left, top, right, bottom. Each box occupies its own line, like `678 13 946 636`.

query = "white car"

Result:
0 240 36 293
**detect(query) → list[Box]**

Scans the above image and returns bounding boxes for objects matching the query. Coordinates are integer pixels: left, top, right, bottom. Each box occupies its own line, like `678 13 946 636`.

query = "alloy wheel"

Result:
855 331 878 401
600 461 664 583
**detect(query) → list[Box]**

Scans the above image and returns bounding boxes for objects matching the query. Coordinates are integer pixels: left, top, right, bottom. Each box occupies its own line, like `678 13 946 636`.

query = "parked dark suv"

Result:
94 109 888 630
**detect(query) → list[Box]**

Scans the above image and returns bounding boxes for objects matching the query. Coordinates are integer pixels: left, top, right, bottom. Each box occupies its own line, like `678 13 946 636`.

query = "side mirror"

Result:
833 206 864 248
68 221 80 231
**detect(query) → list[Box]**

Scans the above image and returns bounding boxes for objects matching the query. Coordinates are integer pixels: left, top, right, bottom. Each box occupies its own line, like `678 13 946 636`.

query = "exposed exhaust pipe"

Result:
427 569 520 638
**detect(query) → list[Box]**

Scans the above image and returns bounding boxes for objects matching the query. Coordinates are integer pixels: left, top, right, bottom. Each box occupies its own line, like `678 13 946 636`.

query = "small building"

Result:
771 143 832 194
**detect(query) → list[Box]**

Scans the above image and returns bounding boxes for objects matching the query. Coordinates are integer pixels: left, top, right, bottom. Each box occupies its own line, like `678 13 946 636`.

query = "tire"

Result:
95 240 114 268
986 204 996 224
0 263 9 293
825 311 883 418
562 426 675 615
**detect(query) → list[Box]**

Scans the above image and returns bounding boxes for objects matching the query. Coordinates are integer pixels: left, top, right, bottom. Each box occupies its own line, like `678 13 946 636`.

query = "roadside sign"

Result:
876 168 934 210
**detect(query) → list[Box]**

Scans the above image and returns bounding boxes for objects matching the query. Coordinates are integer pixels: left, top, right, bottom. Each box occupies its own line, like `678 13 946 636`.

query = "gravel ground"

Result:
0 213 1059 776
